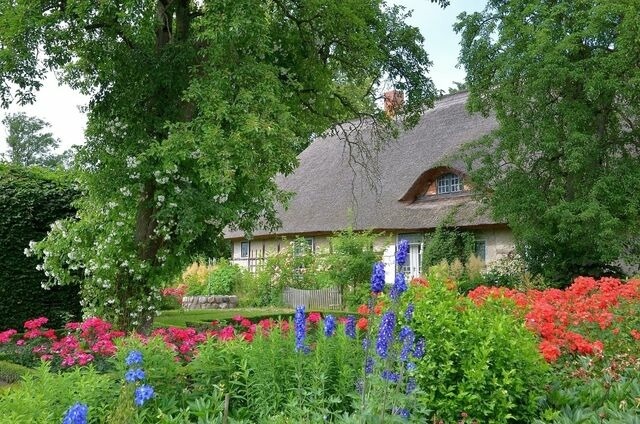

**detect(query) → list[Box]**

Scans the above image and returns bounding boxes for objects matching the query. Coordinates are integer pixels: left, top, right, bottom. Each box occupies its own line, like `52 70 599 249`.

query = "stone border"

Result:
182 295 238 310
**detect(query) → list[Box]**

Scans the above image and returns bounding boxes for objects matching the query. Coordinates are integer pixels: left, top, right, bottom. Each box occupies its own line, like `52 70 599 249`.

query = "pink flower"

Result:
0 329 17 344
307 312 321 324
16 339 25 346
24 317 48 330
219 326 235 341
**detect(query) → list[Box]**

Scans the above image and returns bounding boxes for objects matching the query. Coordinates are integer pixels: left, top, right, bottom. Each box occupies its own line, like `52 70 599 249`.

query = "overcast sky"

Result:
0 0 485 153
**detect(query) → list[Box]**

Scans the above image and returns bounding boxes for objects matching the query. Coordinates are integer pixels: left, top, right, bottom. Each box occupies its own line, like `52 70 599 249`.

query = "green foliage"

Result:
1 0 438 330
410 272 550 423
483 252 550 291
324 229 382 307
456 0 640 284
1 112 70 167
0 362 117 423
187 324 364 421
421 219 475 270
536 357 640 424
186 259 242 296
0 164 81 330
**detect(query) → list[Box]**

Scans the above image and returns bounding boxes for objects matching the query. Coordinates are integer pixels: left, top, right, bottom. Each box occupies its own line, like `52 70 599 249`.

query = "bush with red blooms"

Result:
0 311 362 371
468 277 640 362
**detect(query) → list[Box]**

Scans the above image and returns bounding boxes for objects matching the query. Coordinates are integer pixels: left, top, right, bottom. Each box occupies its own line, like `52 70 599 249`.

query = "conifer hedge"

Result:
0 164 81 330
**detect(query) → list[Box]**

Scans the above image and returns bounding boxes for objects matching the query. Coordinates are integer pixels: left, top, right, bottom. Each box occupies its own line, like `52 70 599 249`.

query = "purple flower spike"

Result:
370 262 385 294
294 305 306 352
376 311 396 359
324 314 336 337
396 240 409 266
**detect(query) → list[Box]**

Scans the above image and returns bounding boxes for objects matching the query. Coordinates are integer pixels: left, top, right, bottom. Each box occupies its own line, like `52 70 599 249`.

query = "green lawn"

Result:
154 307 355 328
154 307 294 328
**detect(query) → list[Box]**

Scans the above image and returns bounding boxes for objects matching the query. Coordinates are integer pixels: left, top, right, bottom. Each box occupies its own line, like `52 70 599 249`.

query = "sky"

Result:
0 0 485 154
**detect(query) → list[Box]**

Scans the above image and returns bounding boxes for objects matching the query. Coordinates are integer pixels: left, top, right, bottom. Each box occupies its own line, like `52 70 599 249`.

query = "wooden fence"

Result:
282 287 342 310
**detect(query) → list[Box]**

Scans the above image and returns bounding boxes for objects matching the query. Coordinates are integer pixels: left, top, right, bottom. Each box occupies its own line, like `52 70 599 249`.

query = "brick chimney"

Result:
384 90 404 116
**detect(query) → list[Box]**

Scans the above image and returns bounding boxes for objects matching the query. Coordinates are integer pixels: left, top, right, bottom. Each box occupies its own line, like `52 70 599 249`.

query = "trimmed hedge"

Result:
0 360 32 385
0 164 81 330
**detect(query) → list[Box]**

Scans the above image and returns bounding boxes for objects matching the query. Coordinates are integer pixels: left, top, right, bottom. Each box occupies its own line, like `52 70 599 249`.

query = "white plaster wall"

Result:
473 228 515 264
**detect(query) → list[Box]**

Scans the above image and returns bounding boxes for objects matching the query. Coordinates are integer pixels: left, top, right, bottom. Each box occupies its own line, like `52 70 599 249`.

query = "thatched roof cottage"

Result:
224 91 514 280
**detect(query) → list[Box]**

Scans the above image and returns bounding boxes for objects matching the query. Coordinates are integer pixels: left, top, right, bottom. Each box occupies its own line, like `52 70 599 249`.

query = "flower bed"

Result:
468 276 640 361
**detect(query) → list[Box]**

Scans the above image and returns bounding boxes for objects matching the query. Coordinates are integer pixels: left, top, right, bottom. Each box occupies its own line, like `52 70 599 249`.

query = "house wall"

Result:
230 227 515 274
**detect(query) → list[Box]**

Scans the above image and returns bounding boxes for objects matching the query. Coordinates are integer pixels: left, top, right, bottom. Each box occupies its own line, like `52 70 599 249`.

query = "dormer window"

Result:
436 173 461 194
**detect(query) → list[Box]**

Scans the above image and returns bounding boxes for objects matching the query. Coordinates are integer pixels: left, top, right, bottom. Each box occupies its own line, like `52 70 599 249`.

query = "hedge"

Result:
0 164 82 330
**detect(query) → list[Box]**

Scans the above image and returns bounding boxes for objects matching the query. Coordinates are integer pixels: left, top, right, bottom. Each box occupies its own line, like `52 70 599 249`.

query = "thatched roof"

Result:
225 91 501 240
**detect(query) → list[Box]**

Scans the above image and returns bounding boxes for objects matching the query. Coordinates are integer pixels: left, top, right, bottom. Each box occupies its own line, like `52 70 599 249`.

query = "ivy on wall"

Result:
0 164 81 330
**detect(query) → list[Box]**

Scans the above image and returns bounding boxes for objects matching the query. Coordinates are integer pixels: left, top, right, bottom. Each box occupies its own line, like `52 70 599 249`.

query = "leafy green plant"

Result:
421 217 475 271
0 362 117 423
324 229 382 307
203 259 243 295
409 271 550 423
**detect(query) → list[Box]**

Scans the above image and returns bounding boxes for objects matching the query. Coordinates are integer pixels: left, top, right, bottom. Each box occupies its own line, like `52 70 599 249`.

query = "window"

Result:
240 241 250 258
293 237 314 256
436 173 462 194
474 240 486 262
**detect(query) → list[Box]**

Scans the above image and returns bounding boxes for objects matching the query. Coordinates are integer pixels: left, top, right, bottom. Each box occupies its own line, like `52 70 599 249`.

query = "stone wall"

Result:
182 295 239 310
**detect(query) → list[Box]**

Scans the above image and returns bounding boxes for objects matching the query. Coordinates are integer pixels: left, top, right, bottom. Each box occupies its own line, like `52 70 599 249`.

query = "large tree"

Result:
1 112 67 167
455 0 640 283
1 0 444 329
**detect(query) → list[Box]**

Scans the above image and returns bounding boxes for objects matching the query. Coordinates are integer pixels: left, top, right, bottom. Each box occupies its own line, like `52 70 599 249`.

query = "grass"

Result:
154 307 356 328
154 307 294 327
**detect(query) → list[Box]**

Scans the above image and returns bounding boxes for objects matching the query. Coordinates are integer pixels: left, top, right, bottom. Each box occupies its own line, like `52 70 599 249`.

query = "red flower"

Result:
307 312 322 324
357 304 370 316
631 329 640 341
240 318 252 328
356 317 368 331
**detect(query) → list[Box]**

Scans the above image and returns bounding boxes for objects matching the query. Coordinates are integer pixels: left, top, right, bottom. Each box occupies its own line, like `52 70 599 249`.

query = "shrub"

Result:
0 360 32 385
203 259 242 295
410 273 550 423
421 218 475 271
0 164 82 330
324 229 382 307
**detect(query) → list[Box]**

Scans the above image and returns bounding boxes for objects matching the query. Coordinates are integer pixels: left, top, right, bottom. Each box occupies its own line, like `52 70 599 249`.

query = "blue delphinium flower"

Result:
390 272 407 300
413 337 426 359
345 315 356 339
134 384 155 406
324 314 336 337
404 303 414 321
381 369 400 383
355 379 364 394
370 261 385 294
125 368 145 383
364 357 375 374
406 377 417 394
399 326 415 362
362 337 369 350
294 305 306 352
62 402 88 424
396 240 409 266
376 311 396 359
393 407 410 419
125 350 143 366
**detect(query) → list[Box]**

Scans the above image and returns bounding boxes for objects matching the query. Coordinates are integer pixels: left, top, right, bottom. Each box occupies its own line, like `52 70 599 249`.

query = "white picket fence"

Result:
282 287 342 310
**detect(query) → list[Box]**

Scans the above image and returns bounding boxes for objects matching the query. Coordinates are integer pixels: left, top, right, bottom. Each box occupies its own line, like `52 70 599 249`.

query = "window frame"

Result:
240 241 250 258
474 240 487 263
436 173 462 195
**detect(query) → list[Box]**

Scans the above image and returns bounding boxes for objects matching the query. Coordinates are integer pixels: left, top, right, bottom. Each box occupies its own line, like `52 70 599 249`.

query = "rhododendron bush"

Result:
468 277 640 362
